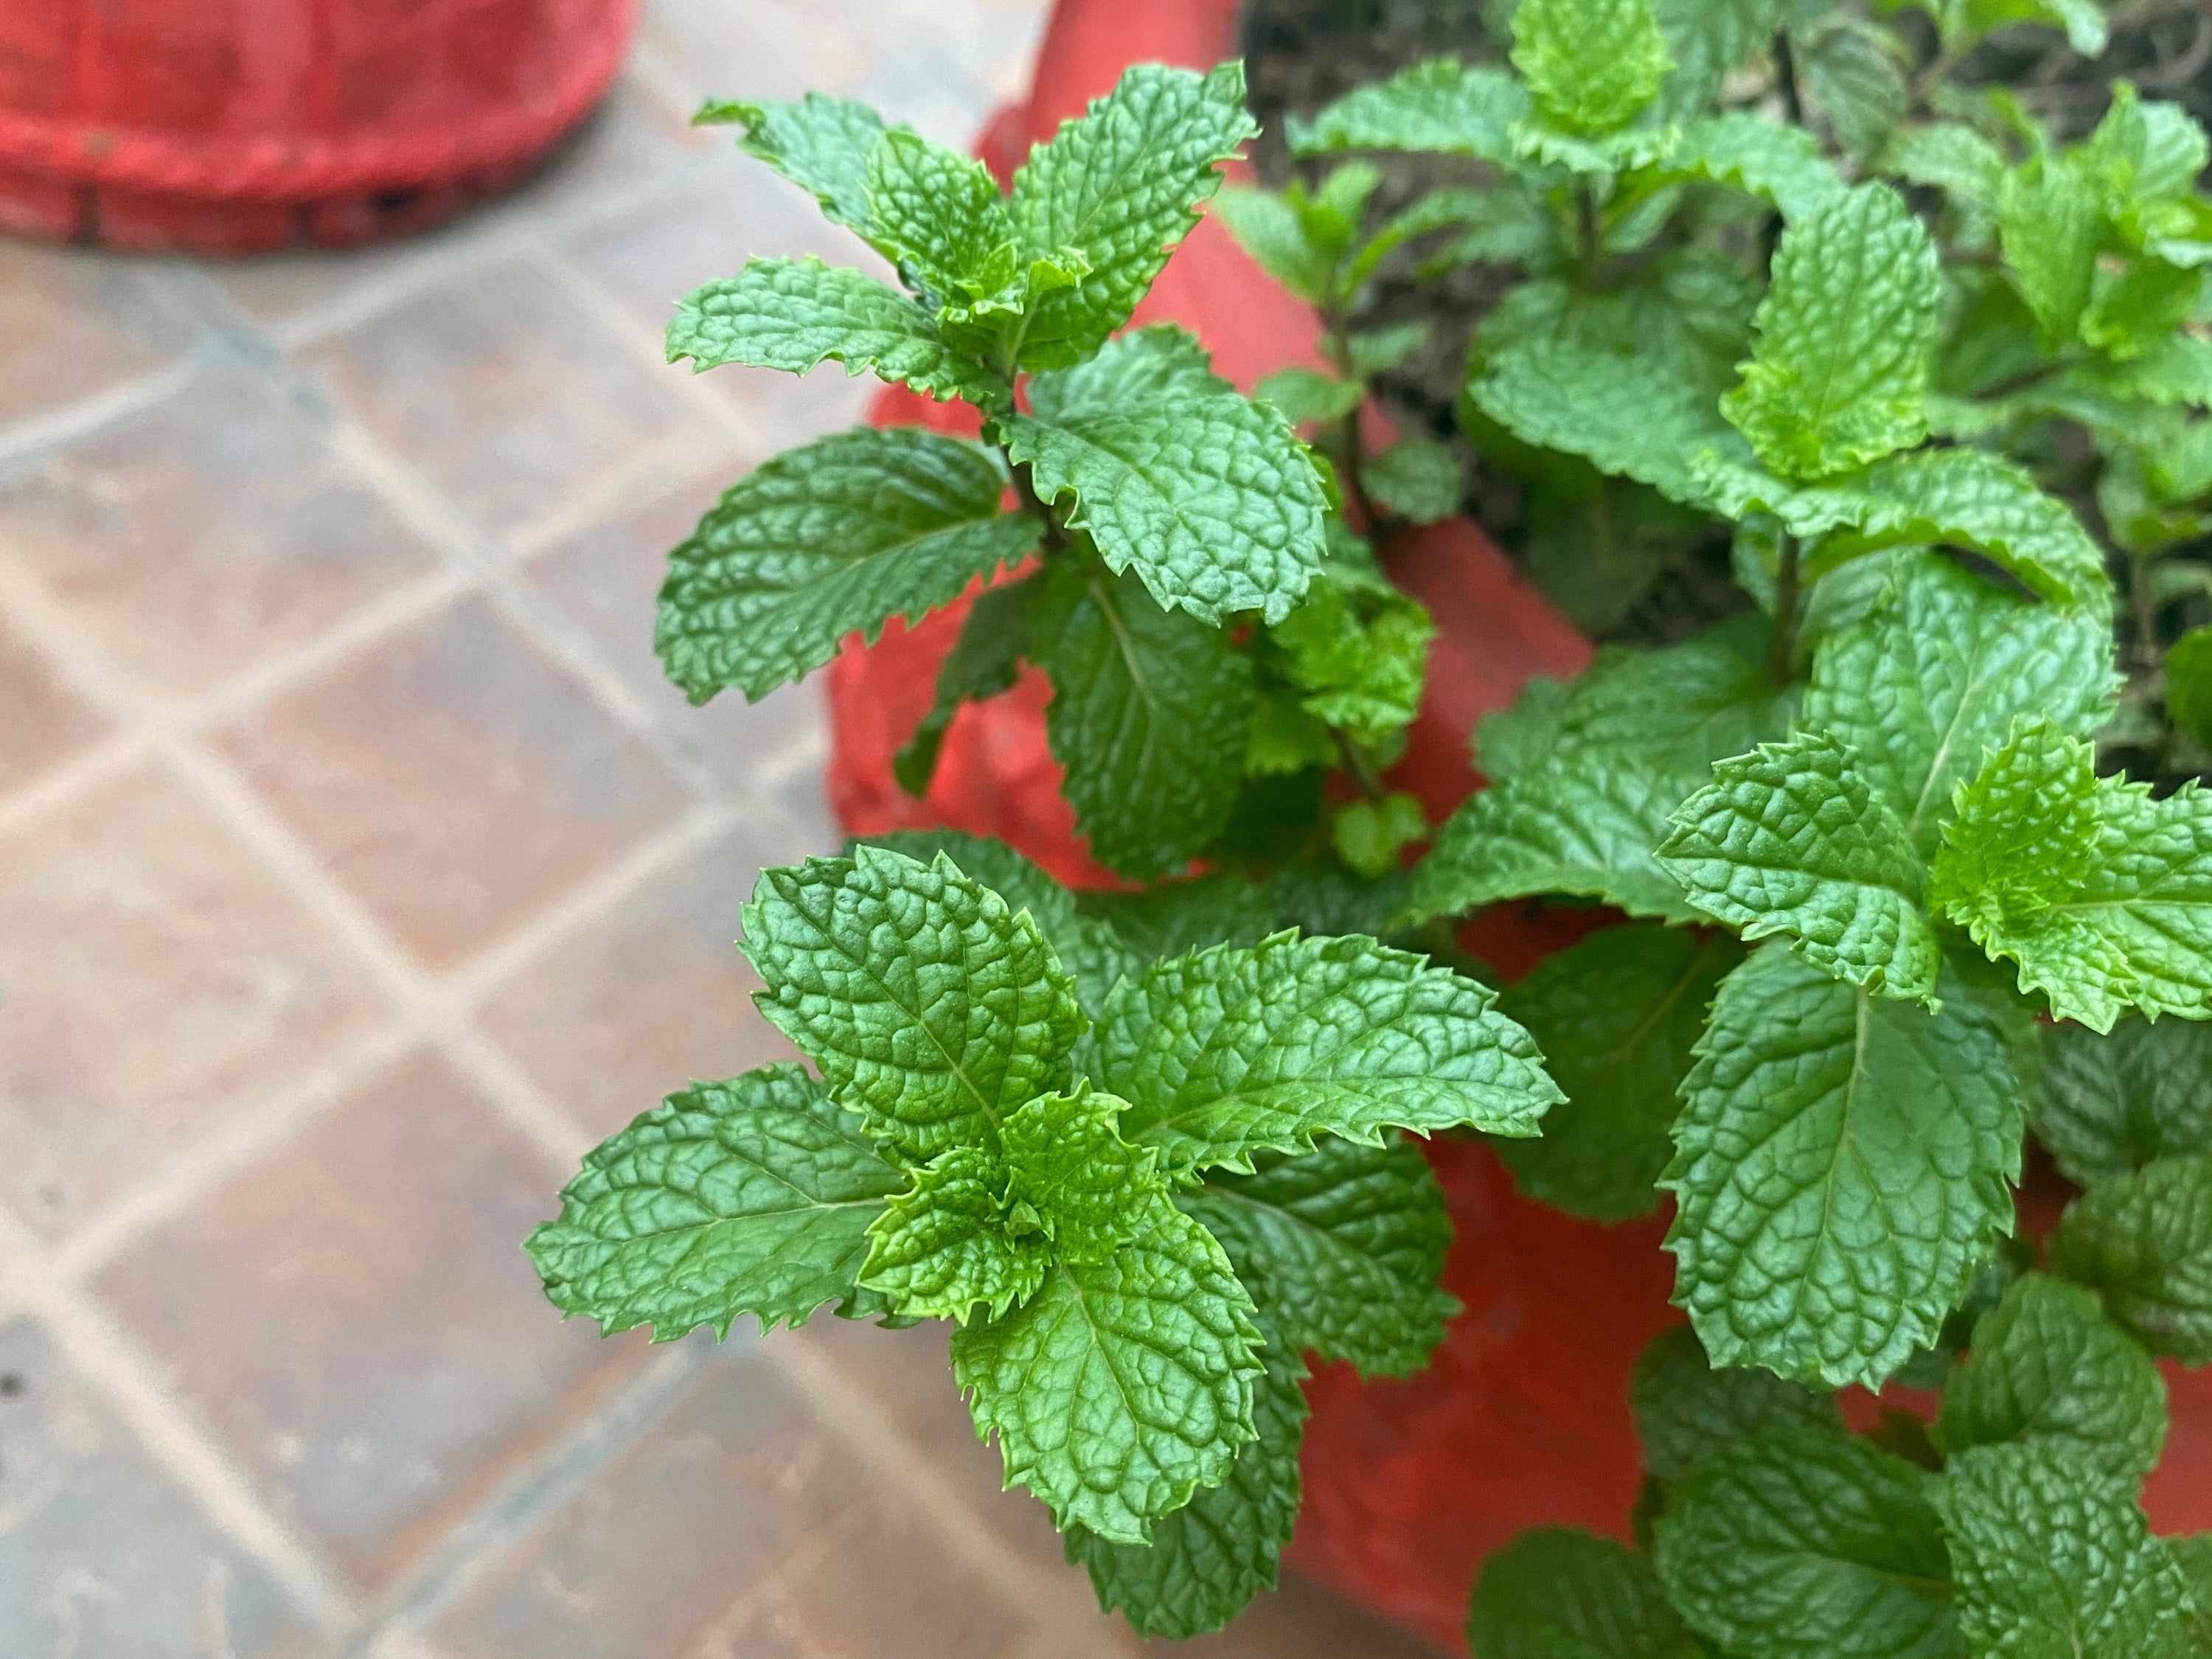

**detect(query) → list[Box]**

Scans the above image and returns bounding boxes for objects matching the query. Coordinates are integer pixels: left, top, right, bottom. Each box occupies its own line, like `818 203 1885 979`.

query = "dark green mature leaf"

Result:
1288 57 1529 161
1723 184 1943 481
1211 187 1334 305
656 427 1037 704
1933 1273 2168 1479
2037 1017 2212 1187
2170 625 2212 749
1650 0 1787 124
1797 21 1907 165
742 846 1084 1163
2051 1154 2212 1365
2166 1535 2212 1658
1665 945 2032 1389
1534 616 1795 776
1662 113 1847 221
1184 1136 1455 1377
1009 61 1256 369
1630 1326 1842 1485
1935 1442 2192 1659
1500 925 1744 1221
1511 0 1674 135
528 1065 905 1340
700 91 886 233
893 576 1036 796
951 1194 1262 1544
1009 327 1328 627
1030 563 1255 880
1077 873 1276 965
668 258 1004 408
1655 1428 1961 1659
2000 156 2103 349
1364 437 1463 525
1468 1527 1701 1659
860 1144 1048 1322
1092 932 1561 1179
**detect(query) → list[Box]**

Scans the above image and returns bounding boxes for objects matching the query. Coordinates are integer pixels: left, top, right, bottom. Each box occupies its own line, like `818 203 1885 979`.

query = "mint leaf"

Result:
1211 186 1333 304
1077 874 1276 964
1933 1273 2168 1479
1885 122 2007 213
893 575 1035 796
1001 1088 1162 1262
950 1194 1262 1543
743 847 1084 1163
1723 184 1943 481
1093 932 1561 1179
1467 1527 1700 1659
528 1065 905 1340
863 129 1008 302
1009 62 1256 370
2169 625 2212 749
1511 0 1673 135
1932 720 2212 1030
668 257 1004 408
1804 553 2119 855
1655 1428 1959 1659
1660 732 1942 1004
860 1144 1048 1322
1499 925 1745 1222
1474 675 1572 782
1254 365 1363 427
1650 0 1789 124
1663 113 1847 222
1269 570 1434 743
1666 944 2032 1388
656 426 1037 704
2051 1154 2212 1366
1630 1326 1843 1486
2000 157 2103 349
1183 1136 1455 1377
2167 1535 2212 1658
1030 563 1255 880
1364 437 1463 524
1288 58 1529 161
701 91 886 233
1065 1312 1307 1639
1935 1442 2191 1659
2037 1017 2212 1187
1548 616 1797 774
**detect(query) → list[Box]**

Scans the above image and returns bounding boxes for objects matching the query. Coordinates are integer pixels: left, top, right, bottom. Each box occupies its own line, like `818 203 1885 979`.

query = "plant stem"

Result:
1762 31 1804 273
1576 183 1601 290
1335 728 1388 801
1769 533 1802 686
1005 446 1067 554
1324 299 1389 535
2131 552 2163 675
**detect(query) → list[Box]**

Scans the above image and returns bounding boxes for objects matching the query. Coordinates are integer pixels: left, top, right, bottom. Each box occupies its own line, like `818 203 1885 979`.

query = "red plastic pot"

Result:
0 0 634 252
827 1 2212 1649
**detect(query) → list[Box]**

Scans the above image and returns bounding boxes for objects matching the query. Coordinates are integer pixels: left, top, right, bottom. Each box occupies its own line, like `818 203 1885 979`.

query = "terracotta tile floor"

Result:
0 4 1440 1655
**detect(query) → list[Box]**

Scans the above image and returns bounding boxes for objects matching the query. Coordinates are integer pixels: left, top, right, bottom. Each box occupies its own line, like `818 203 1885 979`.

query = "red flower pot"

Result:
0 0 634 252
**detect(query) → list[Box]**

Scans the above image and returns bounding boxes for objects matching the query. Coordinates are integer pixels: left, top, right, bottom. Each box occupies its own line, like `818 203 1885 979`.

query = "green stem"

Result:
1004 445 1068 554
2132 552 2163 675
1576 183 1601 290
1324 298 1391 535
1335 728 1388 801
1769 533 1802 686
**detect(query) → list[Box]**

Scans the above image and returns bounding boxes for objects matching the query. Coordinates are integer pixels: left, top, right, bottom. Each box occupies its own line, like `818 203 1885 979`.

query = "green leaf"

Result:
2166 1535 2212 1658
1499 925 1745 1221
1630 1326 1843 1486
893 576 1035 797
1803 553 2120 855
863 129 1009 302
1933 1273 2168 1479
1649 0 1789 125
1346 321 1430 377
950 1194 1262 1543
1077 874 1276 965
860 1144 1048 1322
1475 676 1573 782
1934 1442 2191 1659
2083 254 2202 361
668 257 1004 408
1066 1312 1307 1639
1655 1427 1960 1659
1211 186 1333 304
1665 944 2032 1388
1332 792 1428 880
1511 0 1674 135
1931 720 2212 1030
2083 84 2209 221
701 91 886 233
2000 157 2103 349
1539 615 1796 773
1287 58 1529 161
1001 1087 1163 1262
1007 327 1328 626
1270 570 1434 742
1659 731 1943 1004
1364 437 1463 524
2169 625 2212 748
2037 1016 2212 1187
1662 112 1847 222
1093 932 1562 1180
1964 0 2111 57
1885 122 2007 213
527 1065 905 1340
1029 563 1255 880
1255 366 1363 428
2051 1154 2212 1365
1183 1136 1455 1377
1797 21 1907 165
1722 184 1944 481
656 427 1037 704
1009 61 1256 370
1468 1527 1701 1659
742 846 1085 1163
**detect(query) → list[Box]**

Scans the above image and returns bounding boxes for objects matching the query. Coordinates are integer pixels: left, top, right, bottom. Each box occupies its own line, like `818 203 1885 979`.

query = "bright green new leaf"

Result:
1331 792 1427 880
2082 253 2202 361
1287 57 1529 161
1364 437 1462 524
1663 113 1847 222
2000 156 2103 348
1885 122 2007 214
1270 570 1434 742
1630 1326 1843 1486
2037 1016 2212 1187
1655 1428 1961 1659
1723 184 1942 481
863 129 1008 303
1935 1442 2191 1659
2169 625 2212 748
743 846 1084 1163
656 426 1037 704
1665 945 2032 1388
1255 366 1363 428
1933 1273 2168 1479
1183 1136 1456 1377
1030 563 1255 879
1467 1527 1702 1659
2051 1154 2212 1366
1210 186 1333 304
892 576 1035 797
1511 0 1674 136
860 1144 1048 1322
1007 327 1328 626
1500 925 1745 1221
1001 1088 1163 1263
1092 931 1561 1179
2082 83 2210 223
700 91 886 233
1658 731 1943 1004
528 1065 905 1340
950 1194 1262 1543
1649 0 1789 124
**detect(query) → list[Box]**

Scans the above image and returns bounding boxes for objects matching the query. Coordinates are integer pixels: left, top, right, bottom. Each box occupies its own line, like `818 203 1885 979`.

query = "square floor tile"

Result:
0 762 391 1240
0 1319 322 1658
298 260 698 541
217 594 693 969
0 243 204 431
639 0 883 111
475 823 803 1141
0 611 106 796
0 367 442 698
95 1051 647 1593
770 1498 1034 1659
